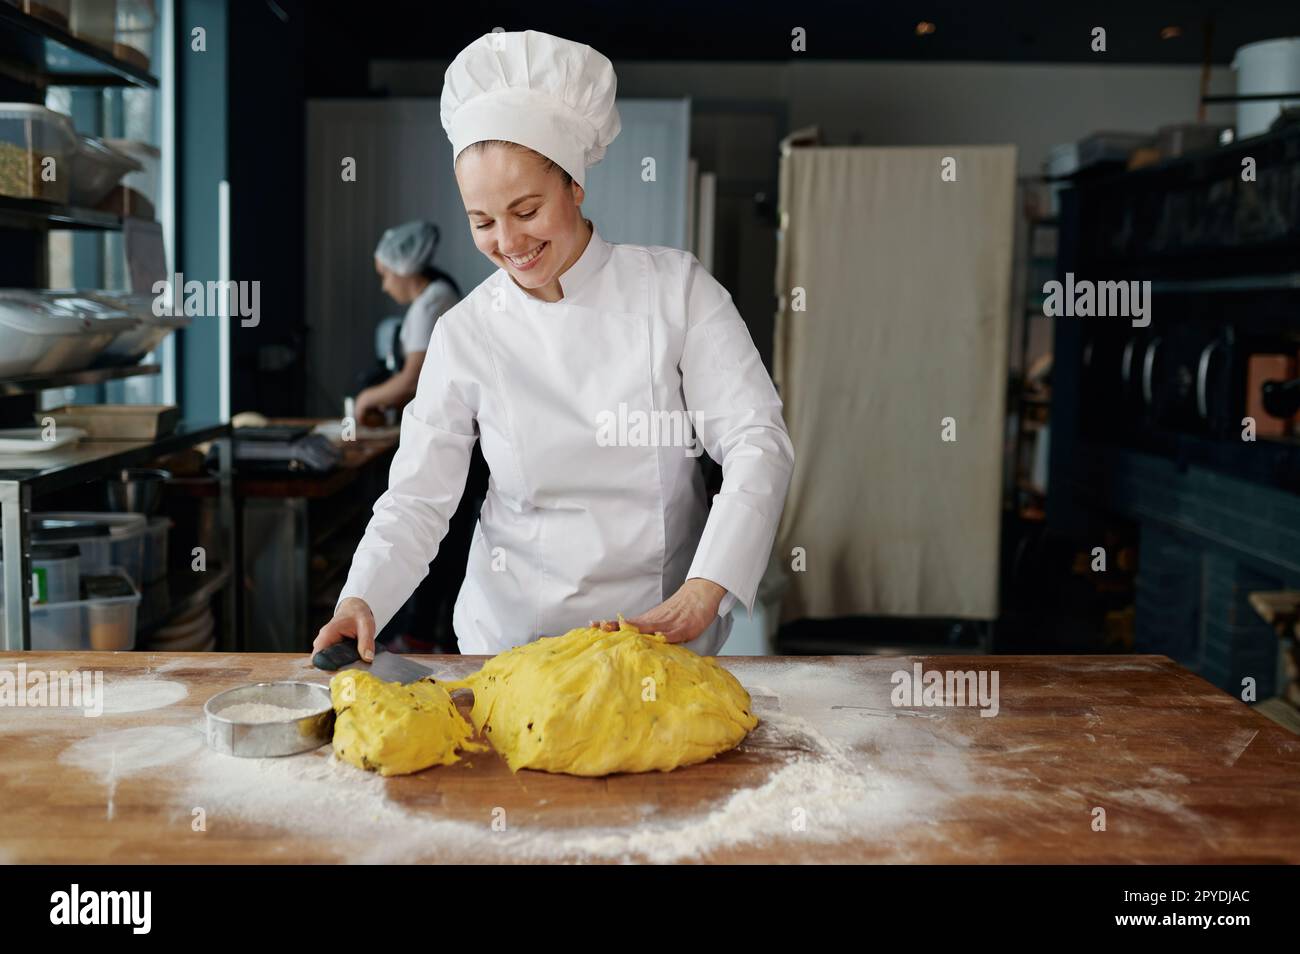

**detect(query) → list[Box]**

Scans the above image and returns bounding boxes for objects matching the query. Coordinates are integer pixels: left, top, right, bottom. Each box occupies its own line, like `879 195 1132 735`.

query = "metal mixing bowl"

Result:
204 681 334 757
105 467 172 515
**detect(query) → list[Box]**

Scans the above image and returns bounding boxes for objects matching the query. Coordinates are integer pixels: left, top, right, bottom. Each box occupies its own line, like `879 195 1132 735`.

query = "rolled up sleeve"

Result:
680 257 795 616
336 320 478 634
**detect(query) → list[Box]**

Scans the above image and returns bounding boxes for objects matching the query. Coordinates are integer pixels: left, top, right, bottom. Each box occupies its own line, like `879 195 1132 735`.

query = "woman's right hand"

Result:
353 388 380 426
313 597 377 661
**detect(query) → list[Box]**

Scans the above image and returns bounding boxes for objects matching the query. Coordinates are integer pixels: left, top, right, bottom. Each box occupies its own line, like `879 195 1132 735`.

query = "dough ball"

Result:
329 670 485 776
441 620 758 776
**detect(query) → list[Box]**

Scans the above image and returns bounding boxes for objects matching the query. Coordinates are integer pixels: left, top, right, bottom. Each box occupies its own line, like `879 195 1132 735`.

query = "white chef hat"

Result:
374 221 440 276
440 30 621 187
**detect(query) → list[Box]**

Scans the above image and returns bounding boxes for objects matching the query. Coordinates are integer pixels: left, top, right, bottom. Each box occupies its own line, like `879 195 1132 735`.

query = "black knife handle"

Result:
312 640 385 671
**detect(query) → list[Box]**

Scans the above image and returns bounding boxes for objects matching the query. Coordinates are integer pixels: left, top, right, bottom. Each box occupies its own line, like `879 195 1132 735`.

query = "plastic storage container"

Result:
0 568 140 651
114 0 155 71
31 511 147 586
1233 38 1300 138
30 516 111 569
36 292 141 371
86 290 190 365
0 290 126 378
68 135 140 206
32 543 81 604
142 515 170 583
102 139 158 207
68 0 117 50
0 543 81 606
0 104 77 203
20 1 70 29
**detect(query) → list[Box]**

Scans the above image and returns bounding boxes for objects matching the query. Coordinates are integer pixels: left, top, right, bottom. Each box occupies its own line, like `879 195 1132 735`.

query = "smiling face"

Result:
455 142 589 302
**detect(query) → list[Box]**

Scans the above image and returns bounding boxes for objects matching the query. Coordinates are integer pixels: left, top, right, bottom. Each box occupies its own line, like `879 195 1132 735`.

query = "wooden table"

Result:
1 651 1297 864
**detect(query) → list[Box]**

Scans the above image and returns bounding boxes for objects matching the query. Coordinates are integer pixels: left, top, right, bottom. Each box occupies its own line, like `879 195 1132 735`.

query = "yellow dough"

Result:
440 620 758 776
329 670 485 776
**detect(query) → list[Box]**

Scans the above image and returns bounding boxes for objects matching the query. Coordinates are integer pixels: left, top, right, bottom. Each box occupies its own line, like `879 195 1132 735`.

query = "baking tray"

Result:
37 404 179 440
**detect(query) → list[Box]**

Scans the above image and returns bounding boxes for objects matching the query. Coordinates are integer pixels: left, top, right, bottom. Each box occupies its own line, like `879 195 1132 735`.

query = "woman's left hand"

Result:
596 578 727 644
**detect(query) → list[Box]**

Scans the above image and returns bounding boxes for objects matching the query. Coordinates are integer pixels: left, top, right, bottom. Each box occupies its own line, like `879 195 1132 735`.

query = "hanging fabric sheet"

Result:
774 145 1017 621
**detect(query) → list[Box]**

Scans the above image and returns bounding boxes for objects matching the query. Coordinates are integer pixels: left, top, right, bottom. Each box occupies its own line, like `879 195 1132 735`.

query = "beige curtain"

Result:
774 146 1017 621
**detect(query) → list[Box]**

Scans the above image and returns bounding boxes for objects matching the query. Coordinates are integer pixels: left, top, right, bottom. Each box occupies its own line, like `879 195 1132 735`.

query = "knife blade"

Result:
311 640 438 685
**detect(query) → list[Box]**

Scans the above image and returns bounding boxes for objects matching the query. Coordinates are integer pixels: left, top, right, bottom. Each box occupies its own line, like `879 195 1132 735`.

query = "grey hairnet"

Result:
375 221 440 276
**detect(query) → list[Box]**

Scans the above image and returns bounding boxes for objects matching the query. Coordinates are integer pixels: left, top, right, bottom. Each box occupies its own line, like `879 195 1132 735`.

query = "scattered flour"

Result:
158 662 976 863
216 703 324 723
100 678 188 714
59 725 205 821
31 658 1224 862
173 705 912 864
148 655 232 674
60 725 204 776
0 675 185 732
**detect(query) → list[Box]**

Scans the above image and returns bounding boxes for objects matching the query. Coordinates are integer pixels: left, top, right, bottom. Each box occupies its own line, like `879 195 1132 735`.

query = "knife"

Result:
311 640 438 685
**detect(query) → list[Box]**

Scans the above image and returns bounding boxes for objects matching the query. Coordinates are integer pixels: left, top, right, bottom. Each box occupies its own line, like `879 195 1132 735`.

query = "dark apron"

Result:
373 277 485 653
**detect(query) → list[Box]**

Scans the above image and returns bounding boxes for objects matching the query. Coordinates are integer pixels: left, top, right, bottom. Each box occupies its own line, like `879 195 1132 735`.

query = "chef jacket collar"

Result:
508 219 609 304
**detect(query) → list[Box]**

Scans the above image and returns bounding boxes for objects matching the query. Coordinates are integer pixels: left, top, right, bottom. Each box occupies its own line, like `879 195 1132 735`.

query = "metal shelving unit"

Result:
0 4 158 89
0 423 236 650
0 195 125 231
1 7 239 653
0 363 158 397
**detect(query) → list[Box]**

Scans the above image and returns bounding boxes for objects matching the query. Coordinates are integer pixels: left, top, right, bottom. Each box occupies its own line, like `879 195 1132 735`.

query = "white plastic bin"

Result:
84 290 190 366
69 135 140 206
0 291 132 378
0 104 77 203
103 138 158 207
31 511 147 586
1233 38 1300 138
37 292 140 362
0 567 139 651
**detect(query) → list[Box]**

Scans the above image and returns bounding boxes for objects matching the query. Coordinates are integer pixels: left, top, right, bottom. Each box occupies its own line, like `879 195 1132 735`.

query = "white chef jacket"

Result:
398 277 459 357
337 223 794 656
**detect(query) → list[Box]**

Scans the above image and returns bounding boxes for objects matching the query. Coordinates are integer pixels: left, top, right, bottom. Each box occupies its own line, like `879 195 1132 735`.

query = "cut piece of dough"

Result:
329 670 485 777
440 620 758 776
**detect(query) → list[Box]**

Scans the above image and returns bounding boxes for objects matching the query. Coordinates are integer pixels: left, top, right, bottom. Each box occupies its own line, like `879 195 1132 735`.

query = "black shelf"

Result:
0 4 157 89
0 194 126 231
0 421 229 495
0 362 159 397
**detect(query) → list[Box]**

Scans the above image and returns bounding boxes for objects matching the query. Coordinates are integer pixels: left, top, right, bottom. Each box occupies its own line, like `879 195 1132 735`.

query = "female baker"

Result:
314 30 794 659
